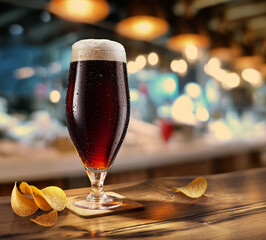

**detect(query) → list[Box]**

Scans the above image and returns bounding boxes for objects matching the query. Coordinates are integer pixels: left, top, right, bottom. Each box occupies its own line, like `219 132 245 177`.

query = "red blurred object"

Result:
160 119 173 142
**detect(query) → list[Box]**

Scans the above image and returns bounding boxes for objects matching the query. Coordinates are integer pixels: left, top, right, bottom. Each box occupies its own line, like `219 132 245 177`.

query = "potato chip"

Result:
11 182 38 217
19 182 32 195
30 185 52 211
11 181 66 227
30 209 58 227
19 182 52 211
41 186 67 211
173 176 207 198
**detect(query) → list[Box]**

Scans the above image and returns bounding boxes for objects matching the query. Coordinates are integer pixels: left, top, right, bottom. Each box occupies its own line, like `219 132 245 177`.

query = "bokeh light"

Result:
184 44 198 62
13 67 35 80
127 61 138 74
133 20 153 34
170 59 188 76
162 78 177 94
223 72 241 89
48 0 109 24
49 90 61 103
241 68 263 87
196 107 209 122
116 16 169 40
204 57 222 76
209 121 232 141
148 52 159 66
185 83 202 99
129 89 139 102
171 95 196 125
135 55 147 71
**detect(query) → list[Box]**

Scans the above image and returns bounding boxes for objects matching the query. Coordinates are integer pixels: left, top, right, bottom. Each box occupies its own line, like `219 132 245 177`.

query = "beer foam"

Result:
71 39 126 63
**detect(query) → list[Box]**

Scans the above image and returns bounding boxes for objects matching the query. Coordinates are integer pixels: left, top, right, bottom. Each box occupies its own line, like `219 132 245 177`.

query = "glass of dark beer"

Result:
66 39 130 209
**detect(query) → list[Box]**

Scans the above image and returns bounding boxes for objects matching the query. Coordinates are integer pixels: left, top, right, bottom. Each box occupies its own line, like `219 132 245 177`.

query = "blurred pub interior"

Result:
0 0 265 196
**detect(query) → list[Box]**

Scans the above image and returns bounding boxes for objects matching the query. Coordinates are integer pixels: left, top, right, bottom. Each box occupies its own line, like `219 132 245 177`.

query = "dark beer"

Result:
66 60 130 170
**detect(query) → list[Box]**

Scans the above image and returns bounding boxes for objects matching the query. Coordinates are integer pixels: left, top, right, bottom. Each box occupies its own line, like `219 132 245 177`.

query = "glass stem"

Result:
86 170 108 202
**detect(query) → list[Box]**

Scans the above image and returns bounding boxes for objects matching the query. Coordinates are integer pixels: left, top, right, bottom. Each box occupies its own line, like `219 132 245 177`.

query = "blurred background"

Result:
0 0 265 195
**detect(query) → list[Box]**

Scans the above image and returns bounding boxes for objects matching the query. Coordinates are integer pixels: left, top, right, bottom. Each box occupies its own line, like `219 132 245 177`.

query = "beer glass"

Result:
66 39 130 209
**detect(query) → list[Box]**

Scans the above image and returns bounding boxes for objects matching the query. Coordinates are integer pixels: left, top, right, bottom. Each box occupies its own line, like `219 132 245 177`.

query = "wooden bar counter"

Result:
1 167 266 239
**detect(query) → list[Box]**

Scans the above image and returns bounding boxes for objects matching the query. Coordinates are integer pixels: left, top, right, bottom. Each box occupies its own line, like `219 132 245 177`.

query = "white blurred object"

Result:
196 106 209 122
208 120 232 141
241 68 263 87
208 109 266 142
185 83 202 99
225 110 241 137
9 111 65 147
0 97 19 133
0 113 19 133
171 95 197 126
123 117 161 146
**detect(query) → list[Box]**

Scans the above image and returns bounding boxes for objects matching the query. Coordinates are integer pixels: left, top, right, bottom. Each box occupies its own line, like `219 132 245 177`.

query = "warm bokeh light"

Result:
205 59 241 90
13 67 35 80
171 101 196 125
116 16 168 40
196 107 209 122
148 52 159 66
127 61 138 74
208 57 221 69
163 78 177 94
170 59 188 76
204 58 221 76
172 95 194 112
213 69 228 82
184 44 198 62
209 121 232 141
66 0 93 15
171 95 196 125
127 56 148 74
49 90 61 103
185 83 202 99
133 21 153 34
47 0 109 23
168 34 210 53
241 68 263 87
223 73 241 89
129 89 139 102
135 55 146 70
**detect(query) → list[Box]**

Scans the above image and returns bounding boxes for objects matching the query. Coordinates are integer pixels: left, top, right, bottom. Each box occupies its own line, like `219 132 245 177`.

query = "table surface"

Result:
1 167 266 239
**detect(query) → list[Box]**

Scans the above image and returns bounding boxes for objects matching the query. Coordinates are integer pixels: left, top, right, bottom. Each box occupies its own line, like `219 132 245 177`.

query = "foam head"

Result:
71 39 126 63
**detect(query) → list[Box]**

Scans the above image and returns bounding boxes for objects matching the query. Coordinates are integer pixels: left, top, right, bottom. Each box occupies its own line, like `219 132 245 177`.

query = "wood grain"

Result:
1 168 266 239
66 192 144 217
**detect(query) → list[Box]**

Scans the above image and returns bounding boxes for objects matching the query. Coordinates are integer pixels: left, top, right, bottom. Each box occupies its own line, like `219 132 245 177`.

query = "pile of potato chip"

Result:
172 176 207 198
11 182 66 227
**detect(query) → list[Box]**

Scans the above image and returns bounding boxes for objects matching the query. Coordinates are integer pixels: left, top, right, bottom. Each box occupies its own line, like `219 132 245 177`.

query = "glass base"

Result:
72 194 123 210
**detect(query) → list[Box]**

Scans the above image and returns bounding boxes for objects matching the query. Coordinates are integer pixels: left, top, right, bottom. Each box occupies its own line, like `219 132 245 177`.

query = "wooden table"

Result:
1 168 266 239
